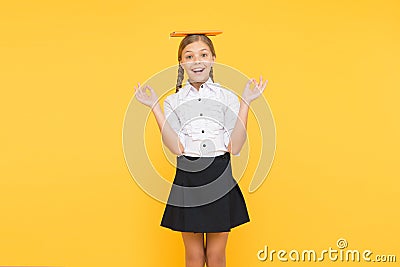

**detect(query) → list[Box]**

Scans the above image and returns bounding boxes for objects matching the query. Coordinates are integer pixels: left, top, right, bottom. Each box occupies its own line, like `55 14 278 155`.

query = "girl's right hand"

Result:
134 83 159 109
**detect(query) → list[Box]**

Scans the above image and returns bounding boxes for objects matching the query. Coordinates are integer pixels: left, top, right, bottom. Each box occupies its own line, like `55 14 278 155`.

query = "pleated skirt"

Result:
160 152 250 233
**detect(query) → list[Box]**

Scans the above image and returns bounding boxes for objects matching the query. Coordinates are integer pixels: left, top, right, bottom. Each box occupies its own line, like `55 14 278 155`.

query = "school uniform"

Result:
160 77 250 233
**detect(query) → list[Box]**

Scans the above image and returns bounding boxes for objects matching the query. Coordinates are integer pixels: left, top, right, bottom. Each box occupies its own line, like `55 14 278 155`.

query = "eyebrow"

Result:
184 49 209 54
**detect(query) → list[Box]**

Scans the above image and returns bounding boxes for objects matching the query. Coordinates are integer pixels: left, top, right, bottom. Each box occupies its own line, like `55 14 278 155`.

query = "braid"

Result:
175 64 184 93
209 66 214 82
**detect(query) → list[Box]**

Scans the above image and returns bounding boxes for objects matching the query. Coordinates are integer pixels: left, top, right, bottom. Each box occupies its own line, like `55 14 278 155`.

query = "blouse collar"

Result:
178 77 220 98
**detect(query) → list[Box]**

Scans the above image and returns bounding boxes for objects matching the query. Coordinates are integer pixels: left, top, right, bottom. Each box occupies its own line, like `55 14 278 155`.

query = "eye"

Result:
185 55 192 59
202 53 208 57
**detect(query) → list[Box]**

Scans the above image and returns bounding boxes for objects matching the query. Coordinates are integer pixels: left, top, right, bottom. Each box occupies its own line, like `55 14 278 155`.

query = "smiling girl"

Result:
134 32 267 267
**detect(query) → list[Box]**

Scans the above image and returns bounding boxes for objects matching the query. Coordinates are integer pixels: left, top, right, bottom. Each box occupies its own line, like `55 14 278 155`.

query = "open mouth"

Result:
191 68 205 73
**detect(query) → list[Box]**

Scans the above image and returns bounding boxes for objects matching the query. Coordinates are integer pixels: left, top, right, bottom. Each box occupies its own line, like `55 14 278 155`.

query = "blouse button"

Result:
198 98 201 101
200 113 203 116
201 130 204 133
202 144 206 147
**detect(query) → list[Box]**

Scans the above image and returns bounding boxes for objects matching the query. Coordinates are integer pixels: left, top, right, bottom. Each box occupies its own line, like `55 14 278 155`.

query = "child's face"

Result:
180 40 215 83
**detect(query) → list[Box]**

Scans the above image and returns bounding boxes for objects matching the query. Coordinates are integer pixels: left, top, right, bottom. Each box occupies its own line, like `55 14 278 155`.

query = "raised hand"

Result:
134 82 159 109
241 75 268 106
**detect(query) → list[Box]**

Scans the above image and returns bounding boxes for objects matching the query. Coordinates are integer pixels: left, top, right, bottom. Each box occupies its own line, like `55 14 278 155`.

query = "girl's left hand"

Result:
241 75 268 105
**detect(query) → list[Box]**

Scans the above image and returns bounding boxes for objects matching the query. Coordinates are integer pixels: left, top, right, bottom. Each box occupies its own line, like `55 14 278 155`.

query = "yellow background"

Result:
1 0 399 266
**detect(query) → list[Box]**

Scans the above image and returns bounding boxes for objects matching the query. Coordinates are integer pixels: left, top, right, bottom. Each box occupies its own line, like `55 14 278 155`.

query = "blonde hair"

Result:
175 34 216 93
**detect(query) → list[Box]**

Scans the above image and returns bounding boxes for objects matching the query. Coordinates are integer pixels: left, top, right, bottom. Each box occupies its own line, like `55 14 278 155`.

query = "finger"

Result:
146 85 155 97
139 85 147 95
135 85 141 94
248 80 255 91
245 78 253 89
255 79 260 92
134 89 140 97
261 80 268 93
141 84 149 94
145 85 152 95
134 85 140 94
262 79 268 90
258 77 262 89
148 85 158 97
254 77 261 91
251 78 257 88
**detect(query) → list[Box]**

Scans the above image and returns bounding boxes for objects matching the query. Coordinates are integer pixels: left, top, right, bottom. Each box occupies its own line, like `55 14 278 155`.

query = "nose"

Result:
193 54 201 62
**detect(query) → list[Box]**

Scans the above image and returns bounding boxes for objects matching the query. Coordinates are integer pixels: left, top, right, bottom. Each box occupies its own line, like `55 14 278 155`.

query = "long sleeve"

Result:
164 97 186 150
223 91 240 156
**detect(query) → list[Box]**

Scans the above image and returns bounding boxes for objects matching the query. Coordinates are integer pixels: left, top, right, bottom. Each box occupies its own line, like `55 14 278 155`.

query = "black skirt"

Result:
160 152 250 233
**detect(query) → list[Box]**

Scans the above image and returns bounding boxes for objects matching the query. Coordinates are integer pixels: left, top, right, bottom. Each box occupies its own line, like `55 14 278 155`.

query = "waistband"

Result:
178 151 230 161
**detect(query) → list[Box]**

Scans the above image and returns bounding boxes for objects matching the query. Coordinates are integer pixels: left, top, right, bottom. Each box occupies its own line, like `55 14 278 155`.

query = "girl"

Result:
134 33 267 267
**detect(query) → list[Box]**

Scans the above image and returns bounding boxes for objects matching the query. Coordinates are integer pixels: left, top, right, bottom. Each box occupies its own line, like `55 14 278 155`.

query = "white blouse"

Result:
163 77 241 157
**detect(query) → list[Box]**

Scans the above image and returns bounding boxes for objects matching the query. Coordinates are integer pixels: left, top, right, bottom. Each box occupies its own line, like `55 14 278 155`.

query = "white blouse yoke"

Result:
163 77 241 157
